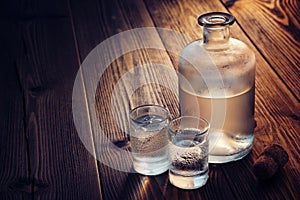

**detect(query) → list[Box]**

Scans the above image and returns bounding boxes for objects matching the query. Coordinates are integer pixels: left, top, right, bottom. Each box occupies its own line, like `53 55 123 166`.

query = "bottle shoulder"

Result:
179 38 255 70
181 38 254 56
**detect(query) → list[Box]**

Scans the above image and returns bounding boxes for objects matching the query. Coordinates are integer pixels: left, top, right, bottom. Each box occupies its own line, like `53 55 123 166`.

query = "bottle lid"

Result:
198 12 235 27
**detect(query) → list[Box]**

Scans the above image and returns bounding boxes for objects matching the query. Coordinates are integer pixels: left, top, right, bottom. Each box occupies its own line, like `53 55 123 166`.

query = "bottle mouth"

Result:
198 12 235 27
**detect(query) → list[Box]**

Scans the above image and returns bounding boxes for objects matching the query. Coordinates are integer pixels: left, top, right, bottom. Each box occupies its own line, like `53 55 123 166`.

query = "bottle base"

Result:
208 144 252 163
208 131 253 163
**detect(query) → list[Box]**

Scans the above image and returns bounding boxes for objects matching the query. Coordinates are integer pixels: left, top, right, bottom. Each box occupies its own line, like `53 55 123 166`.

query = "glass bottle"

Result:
178 12 256 163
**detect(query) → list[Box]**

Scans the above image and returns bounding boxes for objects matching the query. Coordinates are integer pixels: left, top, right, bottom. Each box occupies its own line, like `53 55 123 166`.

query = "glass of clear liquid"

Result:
168 116 210 189
129 104 170 175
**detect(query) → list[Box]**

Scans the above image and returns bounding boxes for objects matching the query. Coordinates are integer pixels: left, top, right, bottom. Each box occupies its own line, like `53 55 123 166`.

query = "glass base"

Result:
169 170 208 189
133 157 169 176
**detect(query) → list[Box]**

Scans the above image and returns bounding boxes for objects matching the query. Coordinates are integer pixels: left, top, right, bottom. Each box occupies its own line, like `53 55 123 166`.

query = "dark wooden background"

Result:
0 0 299 199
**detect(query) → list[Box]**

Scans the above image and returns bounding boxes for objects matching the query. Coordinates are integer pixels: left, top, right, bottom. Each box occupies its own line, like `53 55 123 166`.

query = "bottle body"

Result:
179 36 255 163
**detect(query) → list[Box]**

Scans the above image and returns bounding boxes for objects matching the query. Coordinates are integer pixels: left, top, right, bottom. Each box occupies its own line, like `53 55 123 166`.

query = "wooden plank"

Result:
143 0 299 199
69 0 174 199
0 19 31 199
222 0 300 99
15 0 103 199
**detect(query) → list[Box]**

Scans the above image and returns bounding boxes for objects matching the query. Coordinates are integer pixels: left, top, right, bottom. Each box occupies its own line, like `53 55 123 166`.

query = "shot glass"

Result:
168 116 210 189
129 104 170 175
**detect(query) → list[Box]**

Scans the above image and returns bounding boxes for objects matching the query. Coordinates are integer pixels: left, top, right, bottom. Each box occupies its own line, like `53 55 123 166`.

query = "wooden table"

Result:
1 0 299 199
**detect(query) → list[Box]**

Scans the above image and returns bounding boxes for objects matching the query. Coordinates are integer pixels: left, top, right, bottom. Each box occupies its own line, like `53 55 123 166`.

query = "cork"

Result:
253 144 289 180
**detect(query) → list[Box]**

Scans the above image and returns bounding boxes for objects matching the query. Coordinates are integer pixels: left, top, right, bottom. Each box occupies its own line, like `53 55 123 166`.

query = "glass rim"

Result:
168 115 210 135
129 104 170 124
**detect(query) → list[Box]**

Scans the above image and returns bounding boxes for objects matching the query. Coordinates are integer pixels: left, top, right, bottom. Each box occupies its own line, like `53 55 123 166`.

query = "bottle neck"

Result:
203 25 230 49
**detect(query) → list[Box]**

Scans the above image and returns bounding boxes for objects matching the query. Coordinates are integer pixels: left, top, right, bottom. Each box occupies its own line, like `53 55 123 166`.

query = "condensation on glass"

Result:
178 12 256 163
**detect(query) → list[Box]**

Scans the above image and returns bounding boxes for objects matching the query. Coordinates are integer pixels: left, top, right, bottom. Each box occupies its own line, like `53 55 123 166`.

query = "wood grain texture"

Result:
10 0 103 199
69 0 179 198
0 0 299 199
99 1 243 199
222 0 300 100
144 0 299 199
72 0 297 199
0 18 31 199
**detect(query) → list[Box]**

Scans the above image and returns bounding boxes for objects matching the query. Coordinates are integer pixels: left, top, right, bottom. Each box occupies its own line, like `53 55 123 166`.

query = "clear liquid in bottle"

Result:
178 12 256 163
